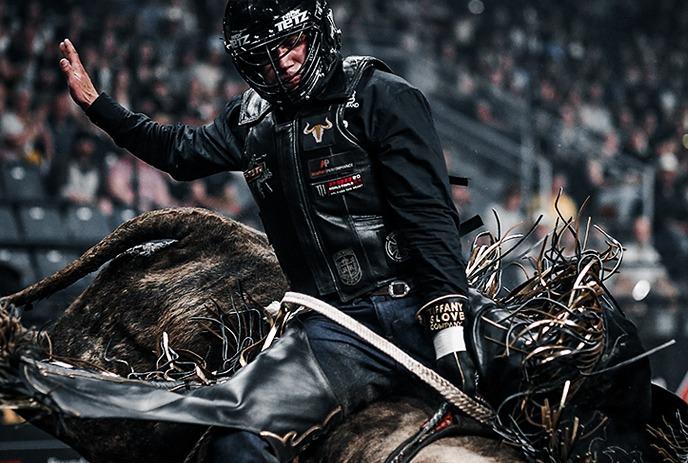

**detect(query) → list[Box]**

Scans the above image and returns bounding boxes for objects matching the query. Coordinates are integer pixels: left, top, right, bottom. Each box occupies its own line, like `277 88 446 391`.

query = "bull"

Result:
1 207 521 462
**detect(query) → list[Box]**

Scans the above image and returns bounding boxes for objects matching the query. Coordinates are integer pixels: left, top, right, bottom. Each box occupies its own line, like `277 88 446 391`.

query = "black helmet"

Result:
223 0 342 106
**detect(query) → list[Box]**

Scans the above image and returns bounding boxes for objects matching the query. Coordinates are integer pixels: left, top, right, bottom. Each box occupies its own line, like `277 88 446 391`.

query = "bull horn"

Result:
1 208 262 308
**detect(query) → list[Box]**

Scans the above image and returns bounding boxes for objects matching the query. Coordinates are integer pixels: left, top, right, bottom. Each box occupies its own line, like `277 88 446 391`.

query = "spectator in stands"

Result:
579 82 613 135
653 152 688 283
187 178 242 217
191 42 225 97
531 173 578 226
107 152 175 212
19 91 54 169
483 183 525 238
610 216 677 299
111 69 133 111
482 183 529 290
0 111 25 162
47 92 79 165
53 132 112 213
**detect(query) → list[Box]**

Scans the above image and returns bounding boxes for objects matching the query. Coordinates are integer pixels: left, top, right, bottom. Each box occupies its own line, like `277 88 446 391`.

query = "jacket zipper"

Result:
289 120 341 294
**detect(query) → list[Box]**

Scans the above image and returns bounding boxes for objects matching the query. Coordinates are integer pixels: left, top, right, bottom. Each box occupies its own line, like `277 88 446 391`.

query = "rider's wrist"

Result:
433 326 466 360
416 294 468 333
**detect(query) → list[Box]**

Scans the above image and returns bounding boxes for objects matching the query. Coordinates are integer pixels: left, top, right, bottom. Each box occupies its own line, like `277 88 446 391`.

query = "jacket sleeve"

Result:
371 86 469 305
85 93 246 181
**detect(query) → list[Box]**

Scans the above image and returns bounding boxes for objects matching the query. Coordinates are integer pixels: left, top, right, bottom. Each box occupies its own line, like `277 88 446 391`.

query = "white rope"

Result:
281 291 494 425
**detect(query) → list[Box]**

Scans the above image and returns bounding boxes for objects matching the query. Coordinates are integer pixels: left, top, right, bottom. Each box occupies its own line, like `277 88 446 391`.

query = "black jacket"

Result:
86 56 468 305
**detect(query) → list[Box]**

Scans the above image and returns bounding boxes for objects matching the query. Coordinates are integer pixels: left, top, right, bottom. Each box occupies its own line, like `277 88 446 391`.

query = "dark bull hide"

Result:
2 208 521 463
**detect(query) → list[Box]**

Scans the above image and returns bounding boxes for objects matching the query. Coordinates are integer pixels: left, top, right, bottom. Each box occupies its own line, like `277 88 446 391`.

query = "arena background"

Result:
1 0 687 461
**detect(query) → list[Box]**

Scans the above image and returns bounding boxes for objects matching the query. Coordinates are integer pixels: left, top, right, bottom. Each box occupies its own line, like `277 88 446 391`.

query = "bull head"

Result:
304 118 333 144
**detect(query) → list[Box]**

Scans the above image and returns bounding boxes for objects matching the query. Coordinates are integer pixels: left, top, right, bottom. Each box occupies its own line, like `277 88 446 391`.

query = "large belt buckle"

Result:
388 280 411 298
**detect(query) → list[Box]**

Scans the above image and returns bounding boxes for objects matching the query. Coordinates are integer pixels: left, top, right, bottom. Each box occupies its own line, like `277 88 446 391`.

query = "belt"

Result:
367 280 413 298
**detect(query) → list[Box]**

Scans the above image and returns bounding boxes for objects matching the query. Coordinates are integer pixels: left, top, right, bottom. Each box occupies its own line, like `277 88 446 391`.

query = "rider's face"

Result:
262 33 308 87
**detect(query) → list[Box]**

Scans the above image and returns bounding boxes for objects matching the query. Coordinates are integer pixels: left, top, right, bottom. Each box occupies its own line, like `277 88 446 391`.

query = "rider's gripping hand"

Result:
436 348 477 397
59 38 99 110
417 295 478 396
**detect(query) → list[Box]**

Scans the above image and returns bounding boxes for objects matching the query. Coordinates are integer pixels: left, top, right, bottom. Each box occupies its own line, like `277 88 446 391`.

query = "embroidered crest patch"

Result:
333 249 362 286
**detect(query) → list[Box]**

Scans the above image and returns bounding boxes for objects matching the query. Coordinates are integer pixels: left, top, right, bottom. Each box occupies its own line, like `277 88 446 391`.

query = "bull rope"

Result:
280 291 494 425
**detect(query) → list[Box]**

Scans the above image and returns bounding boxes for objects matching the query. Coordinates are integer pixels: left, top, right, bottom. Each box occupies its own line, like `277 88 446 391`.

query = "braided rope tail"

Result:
280 292 494 425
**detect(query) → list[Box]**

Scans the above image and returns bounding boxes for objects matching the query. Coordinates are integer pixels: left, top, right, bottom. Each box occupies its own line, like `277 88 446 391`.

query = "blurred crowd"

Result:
335 0 688 294
0 0 258 226
1 0 687 296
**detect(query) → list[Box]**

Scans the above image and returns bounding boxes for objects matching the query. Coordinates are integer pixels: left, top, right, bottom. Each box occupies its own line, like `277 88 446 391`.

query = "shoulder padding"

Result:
342 56 393 96
238 89 271 127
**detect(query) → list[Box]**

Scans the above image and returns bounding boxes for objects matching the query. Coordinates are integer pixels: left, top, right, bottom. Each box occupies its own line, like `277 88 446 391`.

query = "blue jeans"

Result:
209 294 434 462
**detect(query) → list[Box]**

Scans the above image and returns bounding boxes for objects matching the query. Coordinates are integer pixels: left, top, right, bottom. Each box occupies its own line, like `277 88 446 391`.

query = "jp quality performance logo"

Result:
308 154 354 179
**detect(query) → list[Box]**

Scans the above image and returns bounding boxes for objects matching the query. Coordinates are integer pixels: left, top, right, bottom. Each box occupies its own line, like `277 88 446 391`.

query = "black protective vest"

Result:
239 57 411 301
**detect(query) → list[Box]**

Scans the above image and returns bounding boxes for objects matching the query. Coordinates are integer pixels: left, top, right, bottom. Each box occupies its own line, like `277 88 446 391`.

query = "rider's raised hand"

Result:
59 38 98 110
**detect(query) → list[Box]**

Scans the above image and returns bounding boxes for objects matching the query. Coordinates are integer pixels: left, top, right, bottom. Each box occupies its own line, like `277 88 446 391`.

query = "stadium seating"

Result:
0 162 45 202
17 205 67 245
0 248 36 287
0 206 20 244
33 249 80 280
110 206 138 229
65 205 112 245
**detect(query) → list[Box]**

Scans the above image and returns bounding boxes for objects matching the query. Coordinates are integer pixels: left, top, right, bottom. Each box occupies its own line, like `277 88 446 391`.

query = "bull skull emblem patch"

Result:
304 118 333 144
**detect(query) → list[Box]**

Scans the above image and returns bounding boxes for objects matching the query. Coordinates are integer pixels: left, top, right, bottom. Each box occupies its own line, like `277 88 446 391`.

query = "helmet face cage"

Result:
224 0 341 106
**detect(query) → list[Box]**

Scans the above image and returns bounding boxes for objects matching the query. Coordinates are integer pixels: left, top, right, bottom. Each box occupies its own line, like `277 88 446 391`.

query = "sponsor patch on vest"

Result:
243 156 273 199
304 118 332 143
308 153 355 179
302 114 335 151
345 91 360 109
244 162 266 182
313 173 363 197
385 231 410 263
333 249 362 286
